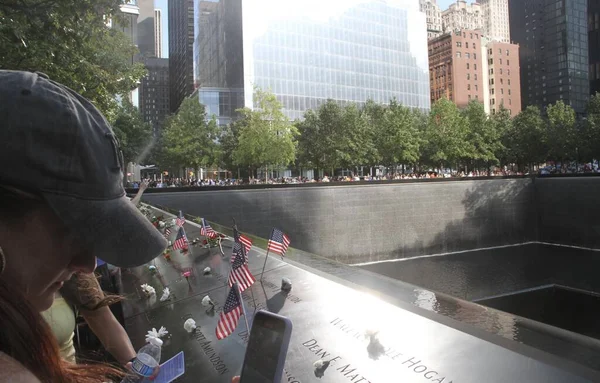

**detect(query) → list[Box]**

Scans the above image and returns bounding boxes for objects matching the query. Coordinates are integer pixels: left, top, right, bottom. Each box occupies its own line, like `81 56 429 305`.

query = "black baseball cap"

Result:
0 70 167 267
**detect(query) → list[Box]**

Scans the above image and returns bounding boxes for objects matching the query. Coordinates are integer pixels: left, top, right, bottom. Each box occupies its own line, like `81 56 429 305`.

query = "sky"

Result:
155 0 169 58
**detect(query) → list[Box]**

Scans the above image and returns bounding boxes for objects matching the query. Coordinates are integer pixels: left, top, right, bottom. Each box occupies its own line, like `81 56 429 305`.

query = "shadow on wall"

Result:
143 179 537 264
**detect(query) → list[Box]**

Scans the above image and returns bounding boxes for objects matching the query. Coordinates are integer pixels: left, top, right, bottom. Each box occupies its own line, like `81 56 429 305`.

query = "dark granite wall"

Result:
144 178 536 264
535 177 600 249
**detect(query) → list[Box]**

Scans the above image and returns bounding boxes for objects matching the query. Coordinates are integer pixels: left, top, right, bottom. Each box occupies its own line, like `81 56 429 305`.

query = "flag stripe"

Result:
267 229 290 257
215 287 242 340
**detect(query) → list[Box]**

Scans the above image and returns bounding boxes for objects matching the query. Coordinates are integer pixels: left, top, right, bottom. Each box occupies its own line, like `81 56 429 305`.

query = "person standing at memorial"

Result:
0 70 168 381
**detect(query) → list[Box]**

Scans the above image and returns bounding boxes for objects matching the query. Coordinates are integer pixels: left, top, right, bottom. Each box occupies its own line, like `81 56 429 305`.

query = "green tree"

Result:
546 100 577 162
372 99 421 168
508 106 546 169
233 89 298 179
0 0 146 120
339 103 378 169
296 100 344 174
579 93 600 162
422 98 468 169
491 106 513 166
111 99 153 165
161 97 220 173
462 101 502 170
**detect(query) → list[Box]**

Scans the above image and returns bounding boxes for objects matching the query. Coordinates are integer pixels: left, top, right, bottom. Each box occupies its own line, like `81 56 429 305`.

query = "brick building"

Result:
429 30 485 108
486 41 521 116
429 30 521 116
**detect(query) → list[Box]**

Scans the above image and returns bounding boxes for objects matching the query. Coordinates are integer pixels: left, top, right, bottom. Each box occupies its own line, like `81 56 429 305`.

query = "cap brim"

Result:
43 193 167 268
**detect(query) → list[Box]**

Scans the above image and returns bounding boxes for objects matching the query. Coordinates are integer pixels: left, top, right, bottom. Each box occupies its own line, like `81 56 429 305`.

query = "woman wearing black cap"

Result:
0 70 169 382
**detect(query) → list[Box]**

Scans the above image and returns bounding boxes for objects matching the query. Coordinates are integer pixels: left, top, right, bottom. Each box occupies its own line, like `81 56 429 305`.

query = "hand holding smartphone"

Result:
239 311 293 383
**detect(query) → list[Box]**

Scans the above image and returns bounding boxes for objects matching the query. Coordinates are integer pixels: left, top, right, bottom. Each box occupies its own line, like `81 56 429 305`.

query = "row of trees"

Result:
149 89 600 178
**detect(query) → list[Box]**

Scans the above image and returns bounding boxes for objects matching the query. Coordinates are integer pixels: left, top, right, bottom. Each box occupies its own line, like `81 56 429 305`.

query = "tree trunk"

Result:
265 165 268 183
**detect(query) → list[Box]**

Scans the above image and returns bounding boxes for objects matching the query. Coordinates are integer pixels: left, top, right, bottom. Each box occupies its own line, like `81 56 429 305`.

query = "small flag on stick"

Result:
216 286 243 340
176 211 185 228
228 247 255 292
201 218 218 239
172 227 188 251
233 226 253 254
268 228 290 258
164 227 171 239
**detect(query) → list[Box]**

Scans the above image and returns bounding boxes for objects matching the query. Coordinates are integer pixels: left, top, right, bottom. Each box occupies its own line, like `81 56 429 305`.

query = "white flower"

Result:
183 318 197 333
145 326 169 343
203 267 211 275
159 221 166 228
141 284 156 296
313 360 325 369
201 295 214 307
281 277 292 291
159 287 171 302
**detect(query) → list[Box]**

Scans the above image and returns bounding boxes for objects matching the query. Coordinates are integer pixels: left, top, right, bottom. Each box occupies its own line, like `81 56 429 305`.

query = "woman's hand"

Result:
124 362 160 380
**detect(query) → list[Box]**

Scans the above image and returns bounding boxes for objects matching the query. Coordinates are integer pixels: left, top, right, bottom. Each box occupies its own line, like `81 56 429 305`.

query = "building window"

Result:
468 84 471 90
499 59 502 65
491 88 495 95
474 74 478 80
508 79 511 85
499 48 502 54
473 43 476 50
474 53 477 59
500 78 504 85
507 60 510 66
501 88 504 95
467 73 471 80
507 69 510 75
457 42 462 47
508 89 511 95
489 58 493 65
468 94 472 100
490 69 494 75
509 99 512 105
489 48 492 55
506 49 509 56
475 64 477 70
475 85 478 91
467 63 470 69
456 52 461 58
466 42 469 48
466 52 470 59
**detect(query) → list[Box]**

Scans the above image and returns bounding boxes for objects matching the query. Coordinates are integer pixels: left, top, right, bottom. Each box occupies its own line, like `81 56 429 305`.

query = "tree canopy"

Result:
111 99 153 165
0 0 146 120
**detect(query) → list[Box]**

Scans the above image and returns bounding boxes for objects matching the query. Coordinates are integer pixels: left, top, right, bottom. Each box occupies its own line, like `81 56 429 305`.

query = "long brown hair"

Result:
0 185 126 382
0 278 125 382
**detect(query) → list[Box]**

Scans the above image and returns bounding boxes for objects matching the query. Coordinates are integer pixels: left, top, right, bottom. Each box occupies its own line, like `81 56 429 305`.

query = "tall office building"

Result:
442 1 483 34
169 0 195 113
194 0 430 123
477 0 511 43
155 9 163 58
419 0 443 40
589 0 600 96
509 0 589 115
137 0 155 57
428 30 521 116
139 58 170 136
109 1 140 106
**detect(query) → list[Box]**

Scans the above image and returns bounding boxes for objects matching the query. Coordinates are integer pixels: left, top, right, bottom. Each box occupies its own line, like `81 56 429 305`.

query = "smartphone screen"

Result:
240 312 287 383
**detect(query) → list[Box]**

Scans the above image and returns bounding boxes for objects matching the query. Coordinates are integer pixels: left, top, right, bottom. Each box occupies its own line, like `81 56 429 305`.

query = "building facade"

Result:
429 30 521 116
137 0 155 57
169 0 196 113
477 0 511 43
429 30 485 108
155 8 163 58
419 0 443 40
139 58 170 136
486 40 521 116
442 1 483 34
509 0 589 115
194 0 430 123
589 0 600 96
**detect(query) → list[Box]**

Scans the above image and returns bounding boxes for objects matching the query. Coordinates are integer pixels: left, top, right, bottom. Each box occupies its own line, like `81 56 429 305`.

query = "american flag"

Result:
267 228 290 257
164 227 171 239
230 241 247 264
233 226 253 254
228 249 255 292
201 218 218 239
216 286 243 340
176 211 185 228
172 227 188 250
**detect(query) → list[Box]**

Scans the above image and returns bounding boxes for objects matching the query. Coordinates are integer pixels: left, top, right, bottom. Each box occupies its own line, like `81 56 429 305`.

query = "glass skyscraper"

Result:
193 0 430 123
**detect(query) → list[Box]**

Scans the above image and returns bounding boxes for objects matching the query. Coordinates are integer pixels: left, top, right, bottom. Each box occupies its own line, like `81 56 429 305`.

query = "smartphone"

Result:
239 310 293 383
